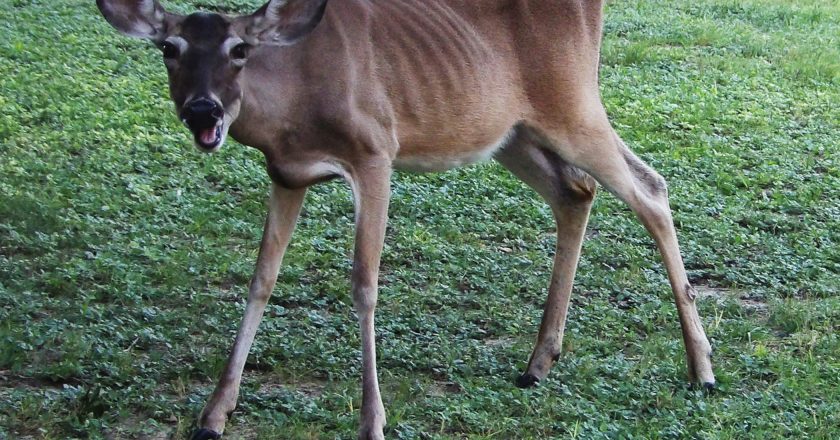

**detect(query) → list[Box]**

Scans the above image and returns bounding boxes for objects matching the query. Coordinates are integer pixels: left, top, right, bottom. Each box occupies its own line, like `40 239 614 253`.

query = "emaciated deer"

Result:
96 0 716 438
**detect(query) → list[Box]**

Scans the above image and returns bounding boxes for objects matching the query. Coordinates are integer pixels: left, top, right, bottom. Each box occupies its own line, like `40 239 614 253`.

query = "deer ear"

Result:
240 0 328 46
96 0 168 40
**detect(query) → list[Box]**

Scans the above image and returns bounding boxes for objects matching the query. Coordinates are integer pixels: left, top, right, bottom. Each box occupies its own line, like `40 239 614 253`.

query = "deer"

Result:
96 0 716 438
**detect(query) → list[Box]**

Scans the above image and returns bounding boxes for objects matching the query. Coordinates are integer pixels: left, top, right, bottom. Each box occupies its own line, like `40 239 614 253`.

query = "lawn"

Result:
1 0 838 439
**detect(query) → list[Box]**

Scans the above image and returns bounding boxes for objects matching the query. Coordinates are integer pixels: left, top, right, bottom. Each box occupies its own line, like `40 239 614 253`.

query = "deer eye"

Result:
230 43 250 60
160 41 180 59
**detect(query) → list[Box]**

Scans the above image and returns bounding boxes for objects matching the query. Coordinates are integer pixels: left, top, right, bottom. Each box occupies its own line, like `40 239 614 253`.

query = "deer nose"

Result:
181 98 223 127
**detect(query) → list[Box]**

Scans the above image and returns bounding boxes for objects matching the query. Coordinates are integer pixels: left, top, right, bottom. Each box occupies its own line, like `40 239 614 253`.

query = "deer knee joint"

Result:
248 276 275 302
622 150 668 197
636 169 667 198
352 284 378 314
685 283 697 302
648 173 668 196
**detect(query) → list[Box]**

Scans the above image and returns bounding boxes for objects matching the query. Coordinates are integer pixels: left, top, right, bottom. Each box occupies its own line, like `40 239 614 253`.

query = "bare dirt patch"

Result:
252 373 327 399
695 285 768 315
104 415 178 440
427 380 463 397
483 336 516 348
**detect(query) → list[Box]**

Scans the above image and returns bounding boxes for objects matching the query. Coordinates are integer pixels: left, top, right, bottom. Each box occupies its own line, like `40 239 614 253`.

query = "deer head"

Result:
97 0 327 152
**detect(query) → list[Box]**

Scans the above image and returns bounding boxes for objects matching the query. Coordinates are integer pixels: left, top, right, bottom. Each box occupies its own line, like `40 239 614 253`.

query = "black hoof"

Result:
191 428 221 440
515 373 540 388
688 381 716 393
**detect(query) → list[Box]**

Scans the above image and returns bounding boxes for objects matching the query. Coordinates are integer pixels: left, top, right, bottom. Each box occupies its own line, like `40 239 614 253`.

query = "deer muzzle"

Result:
181 98 225 151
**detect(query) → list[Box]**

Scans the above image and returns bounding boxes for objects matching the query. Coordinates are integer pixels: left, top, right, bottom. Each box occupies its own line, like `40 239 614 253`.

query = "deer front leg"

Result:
192 185 307 440
348 164 391 440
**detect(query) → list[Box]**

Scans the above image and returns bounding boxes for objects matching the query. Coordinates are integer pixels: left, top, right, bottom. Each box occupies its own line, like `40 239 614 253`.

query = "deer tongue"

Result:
200 126 219 145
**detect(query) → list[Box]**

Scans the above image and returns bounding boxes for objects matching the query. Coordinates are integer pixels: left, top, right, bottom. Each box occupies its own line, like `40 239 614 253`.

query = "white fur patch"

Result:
393 130 514 172
165 36 188 52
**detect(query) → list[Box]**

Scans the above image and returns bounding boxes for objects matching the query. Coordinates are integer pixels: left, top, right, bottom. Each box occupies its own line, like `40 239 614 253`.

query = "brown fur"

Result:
97 2 717 439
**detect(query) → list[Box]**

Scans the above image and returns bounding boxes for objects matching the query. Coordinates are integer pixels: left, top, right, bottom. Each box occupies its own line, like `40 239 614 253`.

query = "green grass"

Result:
1 0 838 438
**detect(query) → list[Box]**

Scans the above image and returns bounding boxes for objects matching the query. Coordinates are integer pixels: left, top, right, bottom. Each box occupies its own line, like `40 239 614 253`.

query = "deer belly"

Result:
393 130 515 173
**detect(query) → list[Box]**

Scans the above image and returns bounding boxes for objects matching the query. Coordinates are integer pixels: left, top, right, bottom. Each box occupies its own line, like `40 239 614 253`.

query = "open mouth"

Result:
194 122 224 150
181 98 226 152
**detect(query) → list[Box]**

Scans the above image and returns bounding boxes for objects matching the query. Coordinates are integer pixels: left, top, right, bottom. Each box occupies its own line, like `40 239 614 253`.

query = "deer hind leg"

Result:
531 112 715 387
495 128 596 387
